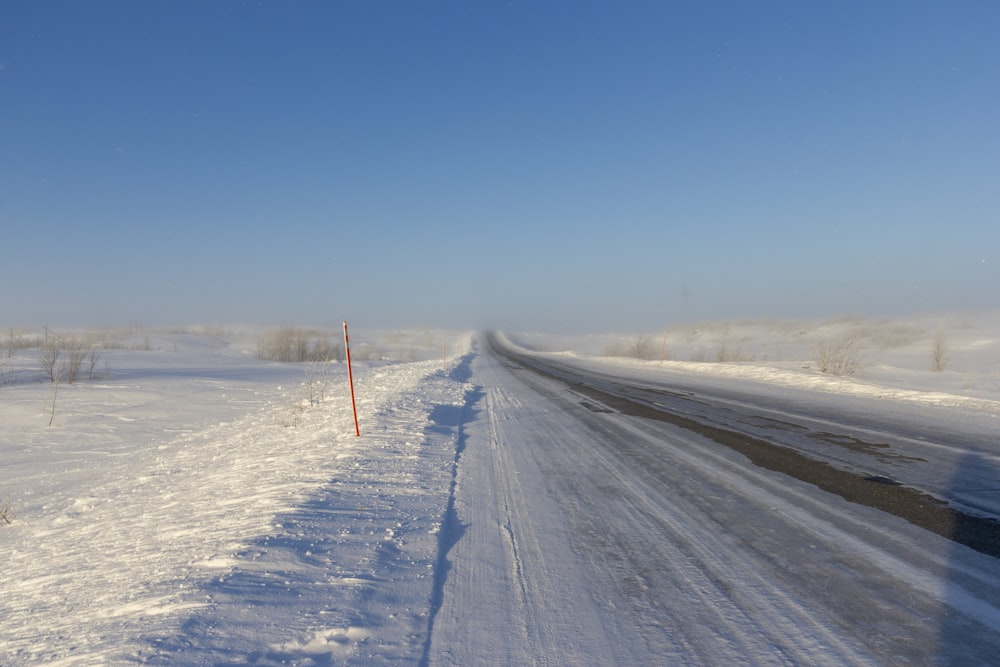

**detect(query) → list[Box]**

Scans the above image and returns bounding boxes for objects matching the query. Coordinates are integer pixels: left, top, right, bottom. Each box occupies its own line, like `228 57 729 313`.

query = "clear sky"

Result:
2 1 998 333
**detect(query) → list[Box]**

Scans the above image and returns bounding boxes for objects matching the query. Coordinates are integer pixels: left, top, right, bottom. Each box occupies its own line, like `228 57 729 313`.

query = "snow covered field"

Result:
1 314 998 665
515 311 1000 406
1 327 476 664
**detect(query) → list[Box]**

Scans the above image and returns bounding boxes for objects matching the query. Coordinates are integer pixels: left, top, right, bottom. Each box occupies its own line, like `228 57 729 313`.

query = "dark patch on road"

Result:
813 431 928 464
865 475 902 486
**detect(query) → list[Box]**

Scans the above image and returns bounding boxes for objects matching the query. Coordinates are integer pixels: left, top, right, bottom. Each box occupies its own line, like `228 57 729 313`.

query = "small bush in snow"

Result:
86 344 103 380
932 330 949 372
0 356 13 386
5 329 44 350
814 330 865 377
304 362 332 405
603 335 658 360
257 327 344 363
1 493 15 525
63 340 87 384
279 401 307 428
39 340 62 383
628 335 658 360
715 339 749 363
36 333 105 384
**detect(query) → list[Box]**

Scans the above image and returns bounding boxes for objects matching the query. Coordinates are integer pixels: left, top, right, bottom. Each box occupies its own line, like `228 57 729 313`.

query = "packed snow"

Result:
1 314 998 665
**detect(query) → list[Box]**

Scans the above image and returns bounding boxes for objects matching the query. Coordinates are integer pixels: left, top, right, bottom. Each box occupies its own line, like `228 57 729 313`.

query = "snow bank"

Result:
511 312 1000 412
0 331 476 665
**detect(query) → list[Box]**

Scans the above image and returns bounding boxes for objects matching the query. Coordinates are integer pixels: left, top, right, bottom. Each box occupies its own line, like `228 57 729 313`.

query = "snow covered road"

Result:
3 330 1000 665
429 337 1000 665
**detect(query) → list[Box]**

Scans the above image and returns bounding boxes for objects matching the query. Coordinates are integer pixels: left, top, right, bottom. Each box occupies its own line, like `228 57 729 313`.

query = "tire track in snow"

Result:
488 386 546 652
611 411 1000 639
547 409 882 664
421 353 480 665
427 360 618 666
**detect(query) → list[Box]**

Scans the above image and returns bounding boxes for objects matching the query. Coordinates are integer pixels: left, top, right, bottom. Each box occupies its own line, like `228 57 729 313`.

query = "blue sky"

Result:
2 1 998 333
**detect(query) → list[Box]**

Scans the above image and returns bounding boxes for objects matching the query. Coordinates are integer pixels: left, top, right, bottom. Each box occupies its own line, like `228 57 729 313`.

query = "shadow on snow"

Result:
421 348 483 666
938 450 1000 665
137 349 483 666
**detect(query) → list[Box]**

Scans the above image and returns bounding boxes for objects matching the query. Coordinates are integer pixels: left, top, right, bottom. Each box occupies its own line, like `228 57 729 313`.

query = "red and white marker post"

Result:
343 320 360 437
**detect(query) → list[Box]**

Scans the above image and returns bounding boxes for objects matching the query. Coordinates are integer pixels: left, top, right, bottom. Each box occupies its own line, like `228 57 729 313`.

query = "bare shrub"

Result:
932 330 949 372
258 327 303 362
715 339 748 363
87 344 103 380
0 493 15 525
629 335 658 360
277 365 334 427
602 340 627 357
0 355 13 386
304 362 332 405
258 327 343 363
64 340 87 384
309 338 340 362
294 334 308 363
279 401 307 428
38 340 62 383
814 330 865 377
603 335 657 360
6 329 44 350
37 334 103 384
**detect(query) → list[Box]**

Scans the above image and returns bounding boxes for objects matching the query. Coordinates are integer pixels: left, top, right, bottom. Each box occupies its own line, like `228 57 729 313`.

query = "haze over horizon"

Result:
2 2 998 334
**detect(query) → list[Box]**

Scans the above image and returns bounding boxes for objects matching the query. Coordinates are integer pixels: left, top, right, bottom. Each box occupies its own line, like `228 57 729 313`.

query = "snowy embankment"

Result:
1 330 476 665
511 311 1000 413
